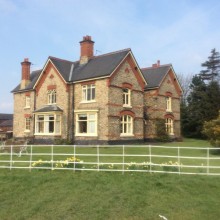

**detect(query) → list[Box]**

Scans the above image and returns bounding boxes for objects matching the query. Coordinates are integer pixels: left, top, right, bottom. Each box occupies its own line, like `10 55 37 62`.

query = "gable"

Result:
108 52 146 91
34 60 68 95
159 68 182 97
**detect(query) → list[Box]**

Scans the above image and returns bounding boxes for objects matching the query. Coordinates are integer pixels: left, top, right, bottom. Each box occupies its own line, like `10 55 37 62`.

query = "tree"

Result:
183 75 220 138
199 48 220 81
203 111 220 147
183 75 207 137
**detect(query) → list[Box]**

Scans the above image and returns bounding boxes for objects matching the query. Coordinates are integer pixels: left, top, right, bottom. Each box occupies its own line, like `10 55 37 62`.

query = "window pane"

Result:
79 114 87 120
79 121 87 133
88 114 95 120
88 121 95 133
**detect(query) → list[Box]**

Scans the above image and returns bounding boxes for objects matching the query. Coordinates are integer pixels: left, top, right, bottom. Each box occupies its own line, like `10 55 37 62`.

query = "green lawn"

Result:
0 170 220 220
0 139 220 219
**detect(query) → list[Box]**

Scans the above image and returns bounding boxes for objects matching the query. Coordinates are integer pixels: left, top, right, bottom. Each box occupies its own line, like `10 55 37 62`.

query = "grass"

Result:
0 170 220 220
0 139 220 219
1 138 219 174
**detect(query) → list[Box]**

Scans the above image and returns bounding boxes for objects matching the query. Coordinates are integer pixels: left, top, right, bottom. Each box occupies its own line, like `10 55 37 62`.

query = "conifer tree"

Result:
199 48 220 81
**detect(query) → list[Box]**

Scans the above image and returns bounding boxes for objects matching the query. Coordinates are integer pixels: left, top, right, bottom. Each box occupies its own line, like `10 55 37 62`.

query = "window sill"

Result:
166 110 172 112
34 133 61 136
24 130 30 133
120 134 134 137
123 105 132 108
80 100 96 104
75 133 98 137
24 107 30 109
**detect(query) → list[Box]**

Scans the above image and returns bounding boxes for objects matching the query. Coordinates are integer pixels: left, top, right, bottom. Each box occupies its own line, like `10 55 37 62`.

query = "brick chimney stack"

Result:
79 35 94 64
20 58 31 89
152 60 160 68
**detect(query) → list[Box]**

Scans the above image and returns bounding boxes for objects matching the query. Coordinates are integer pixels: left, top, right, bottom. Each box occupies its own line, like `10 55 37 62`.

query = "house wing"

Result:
141 65 170 90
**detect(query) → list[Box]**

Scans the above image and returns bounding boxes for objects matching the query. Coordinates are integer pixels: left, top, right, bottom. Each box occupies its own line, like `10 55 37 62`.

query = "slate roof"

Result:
141 65 171 89
33 105 63 113
0 120 13 127
0 114 13 121
12 49 131 93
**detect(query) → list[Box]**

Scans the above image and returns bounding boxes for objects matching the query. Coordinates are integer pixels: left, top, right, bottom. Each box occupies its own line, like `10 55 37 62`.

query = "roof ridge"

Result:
91 48 131 59
49 56 77 64
141 64 171 70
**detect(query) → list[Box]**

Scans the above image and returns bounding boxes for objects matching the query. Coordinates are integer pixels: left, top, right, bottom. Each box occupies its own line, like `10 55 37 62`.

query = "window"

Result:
82 84 95 102
25 96 30 108
120 115 133 135
166 97 172 111
35 114 61 135
165 118 174 135
123 88 131 107
48 90 56 104
25 118 31 131
76 112 97 136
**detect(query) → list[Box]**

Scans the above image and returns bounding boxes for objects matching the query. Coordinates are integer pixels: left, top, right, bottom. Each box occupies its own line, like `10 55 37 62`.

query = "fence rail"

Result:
1 144 220 175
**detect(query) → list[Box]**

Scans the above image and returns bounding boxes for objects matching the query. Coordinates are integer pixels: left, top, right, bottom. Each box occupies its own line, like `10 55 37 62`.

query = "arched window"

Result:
120 115 133 135
165 118 174 135
48 90 56 104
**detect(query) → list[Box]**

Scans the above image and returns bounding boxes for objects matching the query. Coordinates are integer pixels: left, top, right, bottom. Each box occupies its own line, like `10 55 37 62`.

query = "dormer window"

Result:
123 88 131 107
48 90 56 104
82 84 95 102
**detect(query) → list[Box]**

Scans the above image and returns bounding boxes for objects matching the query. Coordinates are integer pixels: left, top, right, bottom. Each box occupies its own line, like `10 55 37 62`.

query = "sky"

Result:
0 0 220 113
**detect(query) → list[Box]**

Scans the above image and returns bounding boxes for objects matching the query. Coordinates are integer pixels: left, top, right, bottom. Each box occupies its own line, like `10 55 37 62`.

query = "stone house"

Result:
12 36 182 144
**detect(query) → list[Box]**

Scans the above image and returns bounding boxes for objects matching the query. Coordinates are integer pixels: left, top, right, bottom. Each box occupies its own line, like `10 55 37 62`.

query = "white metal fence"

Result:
1 144 220 175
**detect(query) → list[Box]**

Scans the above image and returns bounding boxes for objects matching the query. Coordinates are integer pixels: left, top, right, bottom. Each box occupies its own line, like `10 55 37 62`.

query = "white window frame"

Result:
166 96 172 112
25 96 30 108
25 117 31 132
48 90 56 105
120 115 133 136
81 84 95 103
75 111 98 136
34 113 61 135
123 88 131 107
165 118 174 135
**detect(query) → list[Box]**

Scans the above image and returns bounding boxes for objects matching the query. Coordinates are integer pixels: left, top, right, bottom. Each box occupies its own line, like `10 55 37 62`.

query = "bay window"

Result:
35 114 61 135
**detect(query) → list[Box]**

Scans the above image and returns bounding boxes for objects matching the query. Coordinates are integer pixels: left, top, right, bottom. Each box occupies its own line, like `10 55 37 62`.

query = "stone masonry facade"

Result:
12 36 182 144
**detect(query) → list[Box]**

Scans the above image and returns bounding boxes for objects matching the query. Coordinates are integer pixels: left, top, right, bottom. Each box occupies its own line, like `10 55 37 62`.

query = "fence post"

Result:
178 147 180 175
10 145 13 170
149 145 152 173
122 145 125 174
51 144 54 170
97 145 100 171
207 148 210 175
74 145 76 172
29 145 33 172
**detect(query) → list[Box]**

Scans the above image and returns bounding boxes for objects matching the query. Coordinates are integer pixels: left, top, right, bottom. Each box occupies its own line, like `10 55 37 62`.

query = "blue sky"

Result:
0 0 220 113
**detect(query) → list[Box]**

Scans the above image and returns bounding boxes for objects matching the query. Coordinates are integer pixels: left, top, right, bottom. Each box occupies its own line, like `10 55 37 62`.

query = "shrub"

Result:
202 111 220 148
155 118 171 142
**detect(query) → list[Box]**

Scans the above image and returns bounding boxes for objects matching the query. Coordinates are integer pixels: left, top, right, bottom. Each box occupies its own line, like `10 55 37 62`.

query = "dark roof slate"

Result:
0 114 13 121
0 120 13 127
141 65 171 89
33 105 63 113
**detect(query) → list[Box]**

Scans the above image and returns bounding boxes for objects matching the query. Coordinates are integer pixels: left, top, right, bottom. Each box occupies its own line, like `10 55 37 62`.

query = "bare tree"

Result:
176 72 194 104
